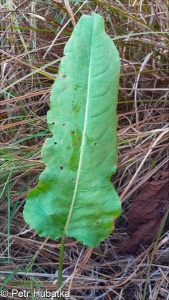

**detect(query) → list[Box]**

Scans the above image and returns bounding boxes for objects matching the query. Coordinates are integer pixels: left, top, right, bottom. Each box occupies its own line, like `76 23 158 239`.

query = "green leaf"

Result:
23 13 121 247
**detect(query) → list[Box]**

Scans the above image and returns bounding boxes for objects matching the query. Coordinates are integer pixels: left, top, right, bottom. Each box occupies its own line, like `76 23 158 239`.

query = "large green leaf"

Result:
23 13 121 247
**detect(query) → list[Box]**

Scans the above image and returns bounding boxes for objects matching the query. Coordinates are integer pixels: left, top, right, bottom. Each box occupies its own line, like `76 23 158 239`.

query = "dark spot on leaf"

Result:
94 142 97 146
61 75 66 79
63 124 65 126
52 122 55 125
54 142 57 145
60 166 63 170
72 179 75 182
74 142 77 146
78 137 81 140
72 130 75 134
91 115 93 118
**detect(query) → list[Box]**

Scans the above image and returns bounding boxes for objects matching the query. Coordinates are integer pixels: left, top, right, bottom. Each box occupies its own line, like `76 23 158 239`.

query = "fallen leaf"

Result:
120 167 169 253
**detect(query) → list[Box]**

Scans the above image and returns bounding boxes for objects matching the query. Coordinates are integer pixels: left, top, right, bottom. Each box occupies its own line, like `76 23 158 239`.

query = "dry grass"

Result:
0 0 169 299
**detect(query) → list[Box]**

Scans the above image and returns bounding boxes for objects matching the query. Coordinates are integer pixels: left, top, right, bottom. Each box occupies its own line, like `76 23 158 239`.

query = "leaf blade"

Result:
23 13 121 247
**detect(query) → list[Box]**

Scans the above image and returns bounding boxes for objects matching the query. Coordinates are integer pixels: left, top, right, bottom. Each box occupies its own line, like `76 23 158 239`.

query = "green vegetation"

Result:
23 13 121 291
0 1 168 299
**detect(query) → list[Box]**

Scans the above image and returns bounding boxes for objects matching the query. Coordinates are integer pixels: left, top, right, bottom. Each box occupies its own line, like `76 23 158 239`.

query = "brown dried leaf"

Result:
120 169 169 253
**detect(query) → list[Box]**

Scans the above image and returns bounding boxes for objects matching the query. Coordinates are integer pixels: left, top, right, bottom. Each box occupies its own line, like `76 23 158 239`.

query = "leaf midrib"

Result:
63 19 95 236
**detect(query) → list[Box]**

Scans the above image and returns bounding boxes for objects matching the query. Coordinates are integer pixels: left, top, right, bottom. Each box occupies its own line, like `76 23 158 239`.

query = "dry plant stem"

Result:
120 129 169 201
121 156 169 203
26 237 49 273
68 247 94 294
43 1 86 58
75 247 93 275
0 89 50 106
64 0 76 26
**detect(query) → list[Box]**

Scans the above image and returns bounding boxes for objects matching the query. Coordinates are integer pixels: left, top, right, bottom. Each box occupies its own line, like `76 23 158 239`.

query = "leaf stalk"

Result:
57 237 65 299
